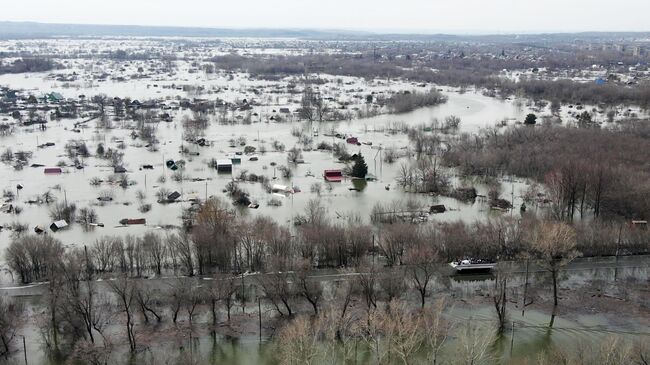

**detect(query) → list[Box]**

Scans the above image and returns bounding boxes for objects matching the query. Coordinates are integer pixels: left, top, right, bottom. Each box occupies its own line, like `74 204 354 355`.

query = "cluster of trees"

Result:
3 196 648 362
396 157 450 194
379 89 448 114
0 296 24 357
0 57 58 74
443 122 650 220
210 52 650 108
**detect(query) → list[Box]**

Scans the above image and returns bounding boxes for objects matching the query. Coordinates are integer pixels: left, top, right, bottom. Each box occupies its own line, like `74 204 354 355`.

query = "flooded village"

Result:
0 21 649 365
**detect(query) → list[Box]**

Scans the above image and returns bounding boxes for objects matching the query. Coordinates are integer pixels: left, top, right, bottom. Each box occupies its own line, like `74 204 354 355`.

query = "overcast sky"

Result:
2 0 649 34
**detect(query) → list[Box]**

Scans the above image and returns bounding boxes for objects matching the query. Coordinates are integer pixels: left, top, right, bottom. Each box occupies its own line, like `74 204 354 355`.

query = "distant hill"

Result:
0 21 369 39
0 21 649 43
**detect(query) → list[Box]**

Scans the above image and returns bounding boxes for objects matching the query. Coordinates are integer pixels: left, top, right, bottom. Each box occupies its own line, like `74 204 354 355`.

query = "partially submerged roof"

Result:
50 220 68 231
44 167 62 174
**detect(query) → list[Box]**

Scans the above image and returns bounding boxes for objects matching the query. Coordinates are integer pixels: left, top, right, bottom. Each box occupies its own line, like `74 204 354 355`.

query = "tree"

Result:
277 316 322 365
577 111 592 125
0 296 24 356
423 298 451 365
492 271 508 333
296 260 323 315
108 276 137 352
258 270 296 317
524 113 537 125
5 234 64 284
381 301 424 365
299 86 316 122
134 283 162 323
166 233 194 277
351 153 368 179
455 320 494 365
405 244 439 308
526 221 579 307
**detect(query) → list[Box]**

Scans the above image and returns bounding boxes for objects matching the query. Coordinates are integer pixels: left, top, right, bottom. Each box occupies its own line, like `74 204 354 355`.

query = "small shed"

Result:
120 218 146 225
216 159 233 172
272 184 289 193
430 205 447 214
114 166 127 173
50 220 68 232
44 167 62 174
346 137 359 144
167 191 181 202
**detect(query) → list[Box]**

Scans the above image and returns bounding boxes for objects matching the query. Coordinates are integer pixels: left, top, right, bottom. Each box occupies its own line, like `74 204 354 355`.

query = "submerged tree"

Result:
527 221 579 307
351 153 368 179
524 113 537 125
0 296 24 357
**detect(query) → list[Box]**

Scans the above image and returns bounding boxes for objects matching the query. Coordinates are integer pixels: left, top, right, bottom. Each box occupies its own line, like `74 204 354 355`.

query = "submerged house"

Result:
120 218 146 225
324 169 343 182
216 159 233 172
271 184 291 193
50 220 68 232
167 191 181 202
44 167 62 174
346 137 359 144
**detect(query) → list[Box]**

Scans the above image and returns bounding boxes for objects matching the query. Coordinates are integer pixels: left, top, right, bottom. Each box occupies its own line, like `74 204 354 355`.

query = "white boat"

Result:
449 259 496 272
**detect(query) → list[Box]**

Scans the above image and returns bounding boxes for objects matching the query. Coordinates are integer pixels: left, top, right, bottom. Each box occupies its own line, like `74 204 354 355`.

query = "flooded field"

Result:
1 35 649 365
0 37 546 259
4 254 649 365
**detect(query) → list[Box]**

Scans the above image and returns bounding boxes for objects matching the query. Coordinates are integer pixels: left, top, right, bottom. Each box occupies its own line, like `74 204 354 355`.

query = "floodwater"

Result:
2 38 648 364
3 255 649 364
0 62 533 263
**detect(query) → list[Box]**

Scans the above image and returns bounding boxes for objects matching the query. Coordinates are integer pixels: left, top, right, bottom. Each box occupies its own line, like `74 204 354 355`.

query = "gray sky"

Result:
2 0 649 33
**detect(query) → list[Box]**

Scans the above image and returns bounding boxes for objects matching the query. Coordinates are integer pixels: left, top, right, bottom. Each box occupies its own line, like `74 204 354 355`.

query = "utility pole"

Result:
258 297 262 341
511 183 514 218
615 223 623 281
22 335 27 365
522 259 529 317
510 321 515 357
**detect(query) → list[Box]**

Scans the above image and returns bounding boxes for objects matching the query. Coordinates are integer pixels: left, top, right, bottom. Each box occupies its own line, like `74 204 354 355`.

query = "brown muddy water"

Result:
3 255 649 365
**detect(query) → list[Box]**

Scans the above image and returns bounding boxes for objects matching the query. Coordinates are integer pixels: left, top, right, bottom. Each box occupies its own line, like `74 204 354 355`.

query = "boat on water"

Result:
449 259 496 273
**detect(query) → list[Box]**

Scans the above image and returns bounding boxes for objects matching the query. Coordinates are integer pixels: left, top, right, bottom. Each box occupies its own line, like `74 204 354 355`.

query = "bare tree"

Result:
296 260 323 315
405 244 439 308
379 269 406 304
0 296 24 356
167 233 194 277
5 234 64 284
258 269 296 317
526 221 579 307
454 320 494 365
355 263 378 312
134 283 162 323
108 276 137 352
423 298 451 365
492 271 508 333
277 316 322 365
142 232 166 276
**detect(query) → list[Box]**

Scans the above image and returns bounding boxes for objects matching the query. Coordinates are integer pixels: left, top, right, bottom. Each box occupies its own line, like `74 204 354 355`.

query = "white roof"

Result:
216 159 232 165
52 220 68 228
272 184 288 191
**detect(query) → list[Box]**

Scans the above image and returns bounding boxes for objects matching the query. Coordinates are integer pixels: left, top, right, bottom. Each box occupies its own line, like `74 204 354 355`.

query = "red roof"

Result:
346 137 358 144
44 167 62 174
324 169 343 182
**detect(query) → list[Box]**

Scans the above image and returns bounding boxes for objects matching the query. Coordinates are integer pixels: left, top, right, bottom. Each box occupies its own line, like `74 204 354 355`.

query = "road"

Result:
1 254 648 298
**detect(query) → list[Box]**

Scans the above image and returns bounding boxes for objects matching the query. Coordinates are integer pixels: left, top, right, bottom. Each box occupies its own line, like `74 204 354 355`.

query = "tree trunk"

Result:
552 269 558 307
